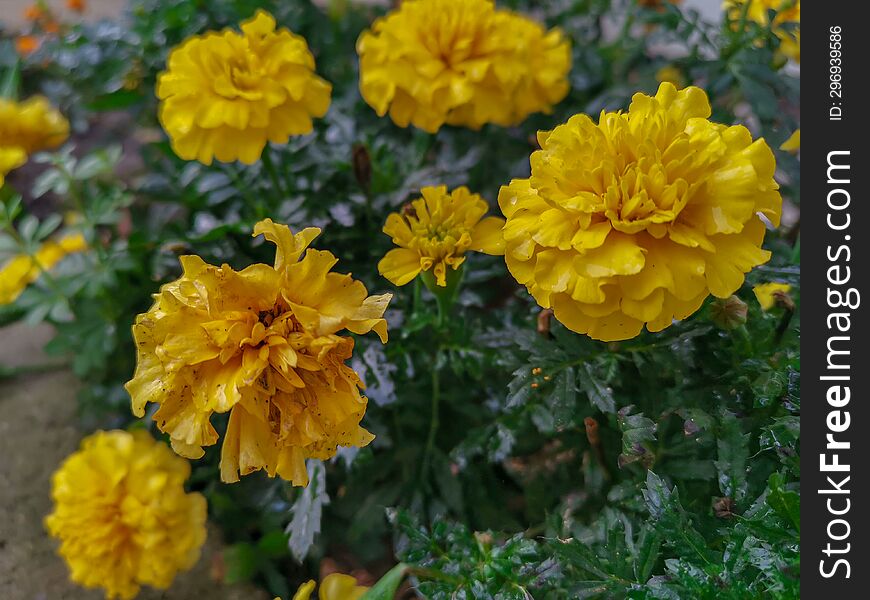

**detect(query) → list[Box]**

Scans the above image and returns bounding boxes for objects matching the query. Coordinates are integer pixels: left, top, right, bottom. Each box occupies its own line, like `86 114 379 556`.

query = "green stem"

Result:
225 165 263 217
0 361 68 380
408 566 463 586
420 347 442 485
261 146 286 199
421 266 464 332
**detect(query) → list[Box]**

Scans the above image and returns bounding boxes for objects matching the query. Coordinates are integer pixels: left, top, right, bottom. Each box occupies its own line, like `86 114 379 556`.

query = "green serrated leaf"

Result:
579 362 615 413
715 413 750 504
767 472 800 532
286 460 330 563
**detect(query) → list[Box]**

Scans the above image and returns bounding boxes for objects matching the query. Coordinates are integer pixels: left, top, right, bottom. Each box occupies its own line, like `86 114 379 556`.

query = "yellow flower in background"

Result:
45 430 207 600
0 96 69 184
655 65 684 87
498 83 782 341
0 148 27 188
290 573 369 600
726 0 800 62
0 233 87 305
379 186 505 287
126 219 390 485
157 10 332 165
780 129 800 153
753 282 791 310
357 0 571 133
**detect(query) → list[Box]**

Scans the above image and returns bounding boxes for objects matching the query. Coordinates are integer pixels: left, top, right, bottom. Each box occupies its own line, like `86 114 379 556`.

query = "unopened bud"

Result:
351 143 372 192
709 295 748 330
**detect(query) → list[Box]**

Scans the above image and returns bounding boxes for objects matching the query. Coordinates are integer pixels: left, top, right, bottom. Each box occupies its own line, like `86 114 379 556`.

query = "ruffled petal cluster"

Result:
0 233 87 304
379 185 505 287
727 0 800 62
499 83 782 341
157 10 332 165
0 96 69 186
357 0 571 133
126 219 391 485
45 430 207 600
291 573 369 600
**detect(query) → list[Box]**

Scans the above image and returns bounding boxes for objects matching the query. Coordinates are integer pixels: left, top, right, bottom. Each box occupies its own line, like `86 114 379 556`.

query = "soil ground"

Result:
0 322 269 600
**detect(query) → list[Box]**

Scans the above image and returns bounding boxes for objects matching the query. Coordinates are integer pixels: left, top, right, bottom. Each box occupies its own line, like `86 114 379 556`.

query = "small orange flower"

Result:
43 21 61 34
67 0 86 12
24 4 45 21
15 35 41 56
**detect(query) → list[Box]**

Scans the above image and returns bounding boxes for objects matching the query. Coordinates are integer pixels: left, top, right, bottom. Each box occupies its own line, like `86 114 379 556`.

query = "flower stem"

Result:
420 346 442 485
261 146 286 199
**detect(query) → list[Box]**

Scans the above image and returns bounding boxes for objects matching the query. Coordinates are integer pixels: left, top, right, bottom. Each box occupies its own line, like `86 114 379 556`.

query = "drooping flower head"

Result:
0 233 87 305
753 282 791 310
126 220 391 486
45 430 207 600
726 0 800 62
157 10 332 165
379 185 505 287
290 573 369 600
357 0 571 133
0 96 69 186
499 83 782 341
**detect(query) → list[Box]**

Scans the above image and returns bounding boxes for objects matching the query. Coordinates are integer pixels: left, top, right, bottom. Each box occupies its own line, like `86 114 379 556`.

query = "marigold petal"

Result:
468 216 506 255
292 580 317 600
378 248 423 286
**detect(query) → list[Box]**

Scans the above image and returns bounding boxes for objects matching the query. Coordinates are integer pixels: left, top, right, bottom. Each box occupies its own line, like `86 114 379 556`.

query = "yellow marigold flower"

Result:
357 0 571 133
156 10 332 165
0 233 87 305
379 185 505 287
655 65 684 87
753 282 791 310
0 148 27 188
126 219 391 485
780 129 800 153
289 573 369 600
45 430 207 600
498 83 782 341
726 0 800 62
0 96 69 183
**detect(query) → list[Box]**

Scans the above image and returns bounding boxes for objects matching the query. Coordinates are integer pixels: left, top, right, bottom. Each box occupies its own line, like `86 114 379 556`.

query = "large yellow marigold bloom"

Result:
0 233 87 305
156 10 332 165
290 573 369 600
379 185 505 287
726 0 800 62
126 219 391 485
498 83 782 341
45 430 207 600
0 96 69 185
357 0 571 133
